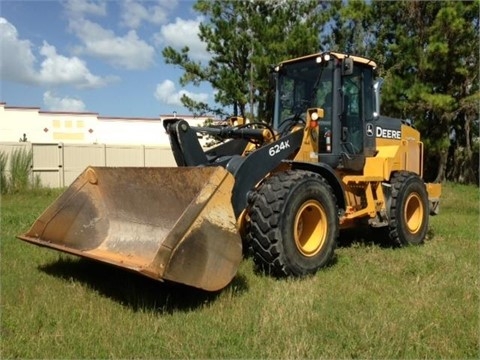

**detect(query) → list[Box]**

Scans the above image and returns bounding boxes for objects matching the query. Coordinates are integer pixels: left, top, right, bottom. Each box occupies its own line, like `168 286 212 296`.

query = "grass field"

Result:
1 183 479 359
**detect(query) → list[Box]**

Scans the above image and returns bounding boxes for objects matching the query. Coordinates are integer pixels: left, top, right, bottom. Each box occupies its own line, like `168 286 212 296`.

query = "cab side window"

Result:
342 71 363 154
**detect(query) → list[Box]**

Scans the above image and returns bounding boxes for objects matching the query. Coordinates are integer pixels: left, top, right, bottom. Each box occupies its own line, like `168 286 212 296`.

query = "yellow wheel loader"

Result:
18 52 441 291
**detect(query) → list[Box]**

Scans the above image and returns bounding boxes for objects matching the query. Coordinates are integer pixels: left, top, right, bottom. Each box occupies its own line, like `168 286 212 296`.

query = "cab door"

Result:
340 64 375 171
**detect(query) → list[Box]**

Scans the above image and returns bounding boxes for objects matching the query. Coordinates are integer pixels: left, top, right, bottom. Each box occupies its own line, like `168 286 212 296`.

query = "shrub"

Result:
9 148 34 193
0 151 8 194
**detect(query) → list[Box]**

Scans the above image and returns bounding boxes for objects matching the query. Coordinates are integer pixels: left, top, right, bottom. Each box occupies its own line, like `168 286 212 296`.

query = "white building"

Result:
0 102 214 146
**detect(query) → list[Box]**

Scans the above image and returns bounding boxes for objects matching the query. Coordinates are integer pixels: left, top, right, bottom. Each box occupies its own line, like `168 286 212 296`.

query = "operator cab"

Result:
273 52 377 171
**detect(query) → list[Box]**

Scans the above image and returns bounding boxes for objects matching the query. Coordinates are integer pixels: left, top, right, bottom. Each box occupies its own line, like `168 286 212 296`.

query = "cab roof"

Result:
279 51 377 69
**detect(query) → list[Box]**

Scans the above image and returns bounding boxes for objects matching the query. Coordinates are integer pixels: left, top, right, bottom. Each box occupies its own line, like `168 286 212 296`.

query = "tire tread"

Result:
247 170 337 276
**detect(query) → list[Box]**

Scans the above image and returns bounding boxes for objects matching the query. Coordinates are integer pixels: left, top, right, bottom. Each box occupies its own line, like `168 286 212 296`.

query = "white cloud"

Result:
64 0 107 17
0 17 110 88
43 91 86 112
154 79 209 106
121 0 177 29
121 0 150 29
155 17 210 62
0 17 36 83
38 42 108 88
69 18 155 70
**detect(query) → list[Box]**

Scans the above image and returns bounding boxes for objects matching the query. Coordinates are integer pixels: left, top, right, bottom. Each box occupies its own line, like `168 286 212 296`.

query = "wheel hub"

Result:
294 200 327 257
404 192 424 234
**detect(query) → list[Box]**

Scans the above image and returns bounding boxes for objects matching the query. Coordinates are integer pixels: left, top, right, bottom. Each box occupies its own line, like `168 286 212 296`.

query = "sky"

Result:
0 0 219 118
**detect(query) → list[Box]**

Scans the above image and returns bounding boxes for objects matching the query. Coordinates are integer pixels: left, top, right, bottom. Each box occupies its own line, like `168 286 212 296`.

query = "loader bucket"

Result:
17 166 242 291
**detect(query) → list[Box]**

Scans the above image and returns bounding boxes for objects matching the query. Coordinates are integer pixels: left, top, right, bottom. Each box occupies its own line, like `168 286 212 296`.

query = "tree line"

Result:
163 0 479 184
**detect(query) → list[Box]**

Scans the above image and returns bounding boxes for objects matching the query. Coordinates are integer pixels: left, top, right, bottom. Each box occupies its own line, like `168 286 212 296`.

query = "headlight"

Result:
311 112 319 121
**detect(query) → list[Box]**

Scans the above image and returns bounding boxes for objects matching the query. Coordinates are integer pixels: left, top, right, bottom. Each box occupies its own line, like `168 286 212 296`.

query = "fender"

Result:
287 160 347 211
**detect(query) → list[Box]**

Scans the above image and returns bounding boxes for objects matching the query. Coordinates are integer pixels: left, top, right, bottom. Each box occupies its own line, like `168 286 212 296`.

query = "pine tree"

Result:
369 0 479 182
162 0 325 121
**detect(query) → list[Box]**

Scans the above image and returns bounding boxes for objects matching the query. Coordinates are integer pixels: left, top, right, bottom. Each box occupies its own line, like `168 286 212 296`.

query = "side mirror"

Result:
373 78 384 119
343 57 354 76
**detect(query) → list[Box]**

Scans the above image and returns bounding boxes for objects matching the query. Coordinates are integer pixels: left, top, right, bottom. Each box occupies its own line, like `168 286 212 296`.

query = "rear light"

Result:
325 130 331 152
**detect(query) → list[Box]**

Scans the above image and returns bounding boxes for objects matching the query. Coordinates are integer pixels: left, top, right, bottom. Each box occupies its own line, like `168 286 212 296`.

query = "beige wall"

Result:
0 102 211 146
0 103 217 188
0 142 177 188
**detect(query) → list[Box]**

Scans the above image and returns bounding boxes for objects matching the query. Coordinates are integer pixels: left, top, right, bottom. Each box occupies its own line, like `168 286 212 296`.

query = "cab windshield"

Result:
274 58 334 132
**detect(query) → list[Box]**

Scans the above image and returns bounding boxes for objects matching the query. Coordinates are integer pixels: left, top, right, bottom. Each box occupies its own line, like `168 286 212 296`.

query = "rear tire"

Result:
247 170 338 277
388 172 429 246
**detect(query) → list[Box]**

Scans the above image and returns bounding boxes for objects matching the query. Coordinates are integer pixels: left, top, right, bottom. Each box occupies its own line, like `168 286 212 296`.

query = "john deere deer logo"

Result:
366 123 374 137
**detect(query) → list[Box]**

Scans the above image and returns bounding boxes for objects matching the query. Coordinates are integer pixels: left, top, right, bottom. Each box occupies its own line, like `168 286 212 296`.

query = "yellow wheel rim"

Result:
404 192 424 234
294 200 327 257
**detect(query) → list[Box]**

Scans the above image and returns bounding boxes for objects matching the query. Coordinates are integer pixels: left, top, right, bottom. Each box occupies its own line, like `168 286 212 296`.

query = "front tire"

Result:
388 172 429 246
247 170 338 277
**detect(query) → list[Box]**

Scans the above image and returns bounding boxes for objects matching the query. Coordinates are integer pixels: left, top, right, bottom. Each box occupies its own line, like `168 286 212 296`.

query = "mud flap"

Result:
17 166 242 291
426 182 442 216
